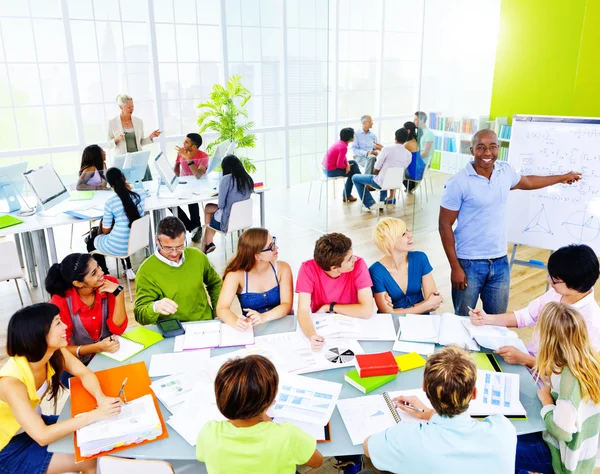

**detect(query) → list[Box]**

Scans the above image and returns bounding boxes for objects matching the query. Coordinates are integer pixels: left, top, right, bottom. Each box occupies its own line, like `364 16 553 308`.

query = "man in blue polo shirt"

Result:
439 129 581 316
352 115 382 175
363 346 517 474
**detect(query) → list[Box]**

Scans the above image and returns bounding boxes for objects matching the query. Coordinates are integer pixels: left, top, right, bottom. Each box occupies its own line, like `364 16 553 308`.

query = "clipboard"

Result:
69 361 169 461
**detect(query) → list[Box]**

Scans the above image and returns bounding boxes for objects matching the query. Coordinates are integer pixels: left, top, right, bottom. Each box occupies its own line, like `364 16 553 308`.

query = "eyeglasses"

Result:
475 145 499 152
260 236 277 252
158 239 185 253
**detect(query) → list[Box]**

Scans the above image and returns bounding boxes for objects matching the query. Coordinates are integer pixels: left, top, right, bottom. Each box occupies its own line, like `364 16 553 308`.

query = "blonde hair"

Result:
535 301 600 404
372 217 407 256
116 93 133 107
423 345 476 416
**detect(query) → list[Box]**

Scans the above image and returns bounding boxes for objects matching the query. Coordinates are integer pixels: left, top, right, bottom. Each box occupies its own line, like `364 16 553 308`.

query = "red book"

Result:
354 351 398 378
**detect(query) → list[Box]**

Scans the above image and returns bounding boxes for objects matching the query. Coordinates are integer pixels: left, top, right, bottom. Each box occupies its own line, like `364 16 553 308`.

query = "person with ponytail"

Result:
0 303 121 474
87 166 145 280
515 301 600 474
76 144 109 191
402 121 426 194
46 253 127 368
216 228 293 330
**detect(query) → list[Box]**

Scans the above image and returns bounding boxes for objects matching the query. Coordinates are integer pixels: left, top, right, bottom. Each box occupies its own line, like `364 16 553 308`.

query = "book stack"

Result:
499 124 512 139
344 351 398 394
461 119 478 134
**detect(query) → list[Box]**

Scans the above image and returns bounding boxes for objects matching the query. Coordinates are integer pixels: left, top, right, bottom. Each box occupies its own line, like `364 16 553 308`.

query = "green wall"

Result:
489 0 600 121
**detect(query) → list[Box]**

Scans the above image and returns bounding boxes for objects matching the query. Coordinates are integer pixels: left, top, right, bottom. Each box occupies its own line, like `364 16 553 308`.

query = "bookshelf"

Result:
427 113 511 175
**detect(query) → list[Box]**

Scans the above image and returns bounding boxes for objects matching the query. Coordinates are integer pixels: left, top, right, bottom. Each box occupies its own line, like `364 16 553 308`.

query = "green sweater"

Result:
134 248 222 325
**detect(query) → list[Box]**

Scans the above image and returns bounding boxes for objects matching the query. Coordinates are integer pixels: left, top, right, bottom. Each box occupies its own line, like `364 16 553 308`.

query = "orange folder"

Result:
69 361 169 462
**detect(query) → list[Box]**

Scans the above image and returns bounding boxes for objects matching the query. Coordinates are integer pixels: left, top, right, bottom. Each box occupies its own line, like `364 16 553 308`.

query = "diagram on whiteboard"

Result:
523 205 552 234
562 211 600 243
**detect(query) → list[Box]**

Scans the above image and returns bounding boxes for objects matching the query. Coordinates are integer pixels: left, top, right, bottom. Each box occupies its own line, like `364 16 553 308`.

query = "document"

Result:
398 313 479 351
312 313 361 337
182 321 254 350
461 320 528 352
273 418 327 441
100 337 144 363
148 350 211 377
150 370 215 414
468 370 526 417
392 326 435 355
296 313 396 341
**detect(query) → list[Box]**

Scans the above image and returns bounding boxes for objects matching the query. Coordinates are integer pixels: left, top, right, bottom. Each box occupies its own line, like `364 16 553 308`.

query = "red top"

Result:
50 276 127 344
176 149 210 177
322 140 349 171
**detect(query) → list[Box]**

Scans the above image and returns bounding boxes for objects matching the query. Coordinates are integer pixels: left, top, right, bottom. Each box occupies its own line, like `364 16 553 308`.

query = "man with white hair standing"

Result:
352 115 382 175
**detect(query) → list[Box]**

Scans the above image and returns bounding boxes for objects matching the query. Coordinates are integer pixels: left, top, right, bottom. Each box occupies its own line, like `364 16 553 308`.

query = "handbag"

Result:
84 225 100 245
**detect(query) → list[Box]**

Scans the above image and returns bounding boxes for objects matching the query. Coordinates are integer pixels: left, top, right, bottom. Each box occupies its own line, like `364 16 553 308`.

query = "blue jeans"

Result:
352 174 386 208
451 255 510 316
515 432 553 474
325 161 361 198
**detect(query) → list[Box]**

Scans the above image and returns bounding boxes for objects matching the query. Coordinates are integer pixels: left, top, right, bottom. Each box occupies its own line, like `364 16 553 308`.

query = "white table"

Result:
0 176 269 300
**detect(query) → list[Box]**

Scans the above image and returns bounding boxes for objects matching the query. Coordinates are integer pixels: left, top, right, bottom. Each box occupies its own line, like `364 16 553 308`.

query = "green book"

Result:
0 215 24 229
473 353 502 372
100 327 164 362
121 326 164 348
344 369 397 394
69 191 94 201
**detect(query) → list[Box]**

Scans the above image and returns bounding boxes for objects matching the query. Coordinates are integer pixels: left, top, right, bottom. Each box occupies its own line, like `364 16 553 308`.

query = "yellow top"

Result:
0 356 54 451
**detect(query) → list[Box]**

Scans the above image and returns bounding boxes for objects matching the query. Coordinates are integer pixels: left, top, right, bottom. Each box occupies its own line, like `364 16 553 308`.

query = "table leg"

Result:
15 233 24 268
47 227 58 264
259 192 265 227
31 229 51 300
22 232 38 288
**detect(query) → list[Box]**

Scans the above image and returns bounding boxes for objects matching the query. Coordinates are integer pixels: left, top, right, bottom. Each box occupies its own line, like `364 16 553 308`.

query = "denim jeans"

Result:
352 174 386 208
451 255 510 316
515 432 553 474
325 161 361 198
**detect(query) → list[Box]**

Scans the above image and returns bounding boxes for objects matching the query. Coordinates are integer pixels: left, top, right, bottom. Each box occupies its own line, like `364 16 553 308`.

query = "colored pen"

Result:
400 401 425 413
467 306 475 313
117 377 128 401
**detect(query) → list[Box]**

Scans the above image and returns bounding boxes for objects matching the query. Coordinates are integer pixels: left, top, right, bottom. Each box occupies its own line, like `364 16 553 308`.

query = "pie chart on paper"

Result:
325 347 355 364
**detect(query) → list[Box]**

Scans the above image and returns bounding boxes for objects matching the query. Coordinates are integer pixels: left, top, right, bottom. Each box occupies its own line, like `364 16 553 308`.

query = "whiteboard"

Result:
506 115 600 253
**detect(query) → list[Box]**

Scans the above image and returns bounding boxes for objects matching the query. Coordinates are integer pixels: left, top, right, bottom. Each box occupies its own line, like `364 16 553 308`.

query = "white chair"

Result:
91 214 151 302
420 154 434 198
307 155 348 209
404 158 430 209
0 240 32 306
360 167 406 220
207 198 253 259
98 456 174 473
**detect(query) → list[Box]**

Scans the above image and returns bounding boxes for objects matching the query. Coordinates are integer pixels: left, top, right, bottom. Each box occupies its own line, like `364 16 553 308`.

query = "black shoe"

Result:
203 242 216 254
191 226 203 243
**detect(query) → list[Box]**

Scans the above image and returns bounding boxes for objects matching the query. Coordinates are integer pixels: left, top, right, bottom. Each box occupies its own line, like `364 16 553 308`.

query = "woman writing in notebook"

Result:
216 228 293 331
515 302 600 474
0 303 121 474
369 217 442 315
46 253 127 368
196 355 323 473
76 144 109 191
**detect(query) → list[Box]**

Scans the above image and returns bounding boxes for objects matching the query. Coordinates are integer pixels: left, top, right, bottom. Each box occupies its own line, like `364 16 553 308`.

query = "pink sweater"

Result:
322 140 349 171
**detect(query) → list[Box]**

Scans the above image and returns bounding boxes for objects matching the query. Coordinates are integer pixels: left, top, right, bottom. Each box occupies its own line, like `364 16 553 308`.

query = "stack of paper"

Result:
76 394 162 457
396 313 479 352
296 313 396 341
150 369 215 413
173 321 254 352
461 320 528 353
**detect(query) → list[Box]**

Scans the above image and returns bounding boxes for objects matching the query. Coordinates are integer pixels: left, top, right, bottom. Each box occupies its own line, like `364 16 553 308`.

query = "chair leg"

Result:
14 280 23 306
125 273 132 303
318 182 323 210
307 180 313 203
22 278 33 303
332 179 336 199
69 224 74 249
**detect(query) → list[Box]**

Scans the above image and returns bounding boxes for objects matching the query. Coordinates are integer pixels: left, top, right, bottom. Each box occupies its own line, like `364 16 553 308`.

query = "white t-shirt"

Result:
373 144 412 187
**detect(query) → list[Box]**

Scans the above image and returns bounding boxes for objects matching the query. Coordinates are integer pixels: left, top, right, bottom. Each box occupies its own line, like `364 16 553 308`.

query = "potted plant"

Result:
197 75 257 173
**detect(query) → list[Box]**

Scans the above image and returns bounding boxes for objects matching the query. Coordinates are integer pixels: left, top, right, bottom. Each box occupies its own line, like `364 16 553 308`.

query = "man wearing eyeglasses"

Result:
439 129 581 316
134 216 222 324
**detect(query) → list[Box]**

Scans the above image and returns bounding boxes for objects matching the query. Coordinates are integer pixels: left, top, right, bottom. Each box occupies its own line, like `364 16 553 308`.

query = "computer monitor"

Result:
206 140 231 175
111 154 127 169
23 163 69 211
0 162 28 213
122 150 151 188
153 152 178 193
225 141 236 156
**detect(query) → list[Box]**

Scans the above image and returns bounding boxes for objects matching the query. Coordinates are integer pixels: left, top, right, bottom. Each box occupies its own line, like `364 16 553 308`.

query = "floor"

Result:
4 171 600 473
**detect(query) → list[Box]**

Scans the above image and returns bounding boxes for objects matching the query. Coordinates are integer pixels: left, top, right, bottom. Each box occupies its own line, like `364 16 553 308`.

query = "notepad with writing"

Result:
182 320 254 350
100 327 164 362
399 313 479 351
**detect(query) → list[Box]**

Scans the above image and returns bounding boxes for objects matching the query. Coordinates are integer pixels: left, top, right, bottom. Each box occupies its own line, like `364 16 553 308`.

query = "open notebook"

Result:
180 320 254 350
461 320 529 353
398 313 479 351
100 327 164 362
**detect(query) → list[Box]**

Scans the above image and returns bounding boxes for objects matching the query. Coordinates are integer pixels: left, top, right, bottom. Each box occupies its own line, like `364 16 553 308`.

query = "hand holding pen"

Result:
392 395 434 421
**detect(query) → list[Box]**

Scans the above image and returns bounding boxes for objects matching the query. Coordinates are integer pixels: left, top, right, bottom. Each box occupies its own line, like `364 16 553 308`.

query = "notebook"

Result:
182 320 254 350
473 353 502 372
462 320 528 353
398 313 480 351
100 327 164 362
355 351 398 377
345 369 397 394
69 361 169 461
395 352 426 372
69 191 94 201
273 418 332 443
336 389 432 445
0 215 24 229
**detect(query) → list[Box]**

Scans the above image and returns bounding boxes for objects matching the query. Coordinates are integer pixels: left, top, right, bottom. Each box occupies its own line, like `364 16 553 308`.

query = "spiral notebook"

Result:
336 389 432 445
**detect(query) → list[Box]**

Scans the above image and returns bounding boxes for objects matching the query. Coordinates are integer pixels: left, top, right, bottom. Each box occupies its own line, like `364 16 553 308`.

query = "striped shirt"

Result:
94 193 145 257
542 366 600 474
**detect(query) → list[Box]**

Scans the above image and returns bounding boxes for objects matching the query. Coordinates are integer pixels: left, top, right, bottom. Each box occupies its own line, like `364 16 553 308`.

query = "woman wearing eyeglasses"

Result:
216 228 293 331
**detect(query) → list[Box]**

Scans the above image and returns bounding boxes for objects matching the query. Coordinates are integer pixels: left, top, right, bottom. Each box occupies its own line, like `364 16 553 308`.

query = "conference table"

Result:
0 175 269 300
49 315 545 471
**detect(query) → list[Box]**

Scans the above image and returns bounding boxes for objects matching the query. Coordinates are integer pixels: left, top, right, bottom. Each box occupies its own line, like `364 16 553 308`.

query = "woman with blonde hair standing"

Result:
370 217 442 314
216 228 293 330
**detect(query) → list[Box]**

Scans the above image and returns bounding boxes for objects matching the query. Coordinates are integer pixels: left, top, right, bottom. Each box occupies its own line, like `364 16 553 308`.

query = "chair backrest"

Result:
127 214 151 256
98 456 174 474
0 240 23 280
227 198 253 233
379 167 405 190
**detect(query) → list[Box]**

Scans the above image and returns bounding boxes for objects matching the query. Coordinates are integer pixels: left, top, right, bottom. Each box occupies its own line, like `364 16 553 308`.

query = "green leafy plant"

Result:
197 75 257 173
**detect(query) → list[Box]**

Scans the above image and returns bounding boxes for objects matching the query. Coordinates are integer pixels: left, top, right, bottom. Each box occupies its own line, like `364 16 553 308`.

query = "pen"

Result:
117 377 128 402
467 306 475 313
399 401 425 413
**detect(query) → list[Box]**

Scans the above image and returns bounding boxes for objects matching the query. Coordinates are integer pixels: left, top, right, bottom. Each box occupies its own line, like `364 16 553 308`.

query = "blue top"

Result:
369 252 432 310
352 129 378 159
406 149 425 180
214 174 252 232
237 262 280 316
94 193 145 257
440 161 521 260
368 412 516 474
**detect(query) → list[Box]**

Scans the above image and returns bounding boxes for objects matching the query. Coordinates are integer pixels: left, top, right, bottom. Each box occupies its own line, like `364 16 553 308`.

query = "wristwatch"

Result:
329 302 337 314
187 160 194 167
112 285 124 297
